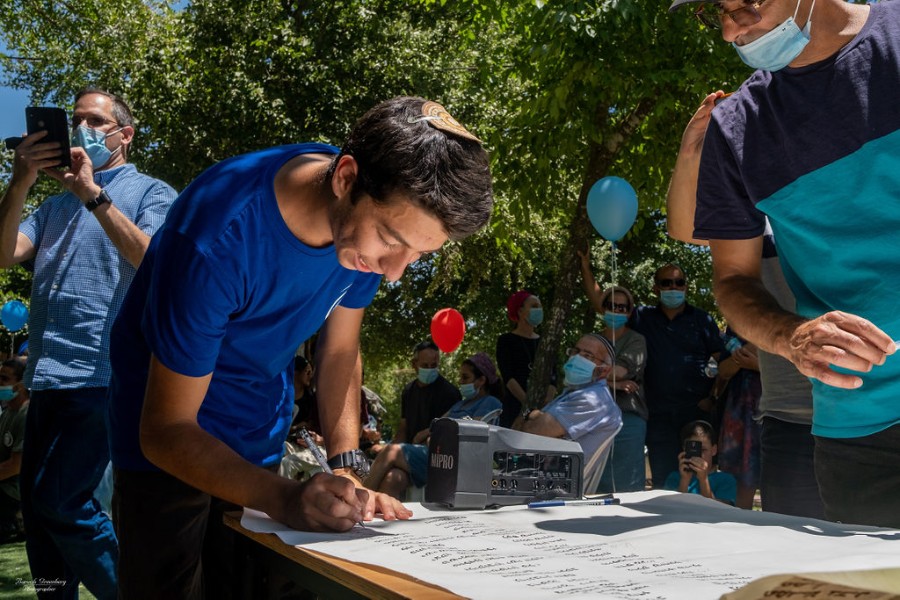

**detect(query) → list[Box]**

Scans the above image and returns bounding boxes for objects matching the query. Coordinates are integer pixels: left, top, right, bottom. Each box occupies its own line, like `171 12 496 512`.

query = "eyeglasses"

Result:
566 347 600 362
693 0 770 30
657 278 686 288
603 301 630 313
71 115 120 130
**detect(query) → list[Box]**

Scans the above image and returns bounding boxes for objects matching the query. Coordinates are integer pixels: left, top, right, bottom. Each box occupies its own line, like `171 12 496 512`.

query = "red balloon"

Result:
430 308 466 353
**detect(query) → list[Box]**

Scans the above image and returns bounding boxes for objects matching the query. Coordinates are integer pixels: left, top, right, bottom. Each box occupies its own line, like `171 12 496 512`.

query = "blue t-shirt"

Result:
445 394 502 423
109 144 382 470
663 470 737 506
695 1 900 439
631 304 724 412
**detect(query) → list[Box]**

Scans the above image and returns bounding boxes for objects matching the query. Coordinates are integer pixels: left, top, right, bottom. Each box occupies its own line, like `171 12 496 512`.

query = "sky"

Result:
1 39 32 141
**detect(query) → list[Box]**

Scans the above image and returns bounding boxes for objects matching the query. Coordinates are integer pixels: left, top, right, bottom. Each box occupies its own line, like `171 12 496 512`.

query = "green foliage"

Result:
0 0 743 414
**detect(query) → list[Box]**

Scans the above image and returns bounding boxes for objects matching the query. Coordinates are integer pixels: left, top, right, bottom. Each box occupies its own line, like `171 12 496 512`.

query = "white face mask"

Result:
733 0 816 71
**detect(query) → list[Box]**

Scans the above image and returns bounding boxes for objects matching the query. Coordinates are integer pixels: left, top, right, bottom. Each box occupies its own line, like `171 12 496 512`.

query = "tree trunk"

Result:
525 99 654 409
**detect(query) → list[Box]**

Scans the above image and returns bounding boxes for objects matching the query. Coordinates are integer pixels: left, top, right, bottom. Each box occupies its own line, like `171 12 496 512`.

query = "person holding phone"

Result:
665 420 736 506
0 88 177 599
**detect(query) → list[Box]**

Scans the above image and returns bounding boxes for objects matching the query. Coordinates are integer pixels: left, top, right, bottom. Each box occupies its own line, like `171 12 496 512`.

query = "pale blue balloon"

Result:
1 300 29 332
586 176 638 242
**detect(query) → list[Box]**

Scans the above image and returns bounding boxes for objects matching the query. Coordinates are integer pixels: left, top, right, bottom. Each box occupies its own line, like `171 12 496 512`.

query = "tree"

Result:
0 0 748 423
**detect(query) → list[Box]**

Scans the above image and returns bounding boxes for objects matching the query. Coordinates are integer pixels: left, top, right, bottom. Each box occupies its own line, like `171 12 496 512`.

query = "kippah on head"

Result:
506 290 533 322
585 333 615 364
467 352 499 385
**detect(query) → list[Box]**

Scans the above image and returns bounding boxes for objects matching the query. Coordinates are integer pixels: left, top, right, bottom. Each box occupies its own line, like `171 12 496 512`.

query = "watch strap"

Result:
85 189 111 212
326 450 362 471
327 449 370 477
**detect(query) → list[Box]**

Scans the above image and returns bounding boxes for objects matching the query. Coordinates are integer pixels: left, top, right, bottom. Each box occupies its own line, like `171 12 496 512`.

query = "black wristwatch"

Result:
84 189 112 212
327 449 370 479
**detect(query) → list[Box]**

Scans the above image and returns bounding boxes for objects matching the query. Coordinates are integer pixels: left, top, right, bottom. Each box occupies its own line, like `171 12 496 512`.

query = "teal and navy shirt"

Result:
695 1 900 439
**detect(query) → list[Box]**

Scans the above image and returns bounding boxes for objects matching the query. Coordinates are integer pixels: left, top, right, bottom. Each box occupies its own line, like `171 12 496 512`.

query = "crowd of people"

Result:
1 0 898 596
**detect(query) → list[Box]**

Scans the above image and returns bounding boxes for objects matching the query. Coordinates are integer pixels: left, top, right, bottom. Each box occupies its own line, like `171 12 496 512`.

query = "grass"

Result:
0 541 96 600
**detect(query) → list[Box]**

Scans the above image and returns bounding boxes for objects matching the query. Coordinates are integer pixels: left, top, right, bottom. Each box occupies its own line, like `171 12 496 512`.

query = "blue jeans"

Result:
20 388 118 600
759 417 824 520
596 412 647 493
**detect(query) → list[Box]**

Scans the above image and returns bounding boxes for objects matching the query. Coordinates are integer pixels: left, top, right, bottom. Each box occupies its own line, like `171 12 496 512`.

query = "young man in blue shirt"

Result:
107 97 493 598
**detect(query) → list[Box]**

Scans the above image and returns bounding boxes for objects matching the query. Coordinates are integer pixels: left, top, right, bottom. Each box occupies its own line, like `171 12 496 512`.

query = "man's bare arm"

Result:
710 237 894 389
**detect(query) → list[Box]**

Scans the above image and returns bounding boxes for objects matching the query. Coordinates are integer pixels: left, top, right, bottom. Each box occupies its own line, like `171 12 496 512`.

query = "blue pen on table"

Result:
528 497 621 509
298 428 365 528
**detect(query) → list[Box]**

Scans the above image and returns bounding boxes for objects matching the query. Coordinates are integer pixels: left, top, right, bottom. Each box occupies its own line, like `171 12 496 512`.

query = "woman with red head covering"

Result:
495 290 557 427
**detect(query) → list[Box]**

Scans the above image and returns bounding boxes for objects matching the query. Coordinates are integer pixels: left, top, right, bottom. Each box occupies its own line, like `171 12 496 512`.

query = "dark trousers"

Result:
646 406 711 489
113 468 238 600
20 388 118 600
759 417 824 520
814 423 900 528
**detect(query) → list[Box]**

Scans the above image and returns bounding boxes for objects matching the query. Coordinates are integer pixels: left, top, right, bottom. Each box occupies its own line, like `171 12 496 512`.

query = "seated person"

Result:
512 333 623 494
664 420 737 506
365 353 502 499
0 357 29 542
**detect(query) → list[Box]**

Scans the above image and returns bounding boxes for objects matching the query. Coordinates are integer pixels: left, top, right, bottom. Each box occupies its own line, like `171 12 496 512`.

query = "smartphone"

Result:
684 440 703 459
25 106 71 168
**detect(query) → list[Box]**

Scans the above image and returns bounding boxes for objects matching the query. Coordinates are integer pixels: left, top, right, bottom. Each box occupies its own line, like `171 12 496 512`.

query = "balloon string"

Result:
610 241 618 394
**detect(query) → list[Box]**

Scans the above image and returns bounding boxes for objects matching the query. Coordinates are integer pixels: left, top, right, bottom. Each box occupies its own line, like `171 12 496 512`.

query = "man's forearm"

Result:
0 182 29 268
714 273 805 360
316 349 363 458
91 202 151 268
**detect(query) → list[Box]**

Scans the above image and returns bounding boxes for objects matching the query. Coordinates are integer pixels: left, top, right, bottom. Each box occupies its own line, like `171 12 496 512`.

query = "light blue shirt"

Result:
544 380 622 491
19 164 177 389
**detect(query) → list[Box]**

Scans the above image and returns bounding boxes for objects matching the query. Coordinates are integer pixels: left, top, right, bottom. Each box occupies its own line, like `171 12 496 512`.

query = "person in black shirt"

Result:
392 340 460 444
495 290 557 427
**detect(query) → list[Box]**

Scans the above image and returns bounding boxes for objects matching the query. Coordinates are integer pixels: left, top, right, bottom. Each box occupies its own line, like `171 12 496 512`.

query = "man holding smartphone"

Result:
0 88 177 599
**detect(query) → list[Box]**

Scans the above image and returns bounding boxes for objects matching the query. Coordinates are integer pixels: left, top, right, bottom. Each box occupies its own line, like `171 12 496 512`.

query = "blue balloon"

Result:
1 300 29 332
586 176 639 242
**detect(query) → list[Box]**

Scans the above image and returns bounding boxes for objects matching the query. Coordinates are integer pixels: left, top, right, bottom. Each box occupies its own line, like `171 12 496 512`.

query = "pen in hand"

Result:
298 428 366 528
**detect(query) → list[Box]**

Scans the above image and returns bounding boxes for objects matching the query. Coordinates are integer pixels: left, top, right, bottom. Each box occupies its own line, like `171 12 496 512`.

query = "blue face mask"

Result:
659 290 685 309
0 386 15 403
459 382 478 401
526 307 544 327
733 0 815 71
563 354 597 387
603 311 629 330
72 125 123 169
417 367 439 385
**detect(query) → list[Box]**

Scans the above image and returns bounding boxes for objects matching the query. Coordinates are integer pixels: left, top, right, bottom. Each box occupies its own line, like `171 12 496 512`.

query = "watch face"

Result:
351 450 371 477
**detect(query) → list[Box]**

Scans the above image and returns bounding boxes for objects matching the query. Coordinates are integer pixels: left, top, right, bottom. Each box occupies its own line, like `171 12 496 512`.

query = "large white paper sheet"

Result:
241 490 900 600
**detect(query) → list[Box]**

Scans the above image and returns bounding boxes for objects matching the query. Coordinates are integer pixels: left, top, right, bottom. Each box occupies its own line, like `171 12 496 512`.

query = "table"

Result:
224 511 463 600
231 492 900 600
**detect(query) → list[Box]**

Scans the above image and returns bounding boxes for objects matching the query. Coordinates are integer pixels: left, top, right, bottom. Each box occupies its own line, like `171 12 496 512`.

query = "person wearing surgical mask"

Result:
392 340 460 445
580 257 724 490
667 0 900 529
365 353 503 499
0 88 176 595
496 290 557 428
513 334 623 494
0 357 29 543
594 286 649 493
